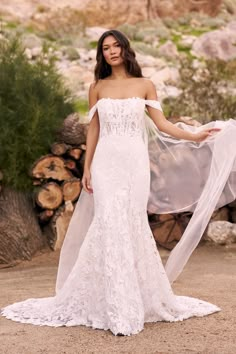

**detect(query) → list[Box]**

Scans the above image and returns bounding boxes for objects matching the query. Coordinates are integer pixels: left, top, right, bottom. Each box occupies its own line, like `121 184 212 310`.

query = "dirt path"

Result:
0 244 235 354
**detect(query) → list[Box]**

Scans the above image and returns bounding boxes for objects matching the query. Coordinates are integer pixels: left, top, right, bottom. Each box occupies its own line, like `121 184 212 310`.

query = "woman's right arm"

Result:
82 83 100 194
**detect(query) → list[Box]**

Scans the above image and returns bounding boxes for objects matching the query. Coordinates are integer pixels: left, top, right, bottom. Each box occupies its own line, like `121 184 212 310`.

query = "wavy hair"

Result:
94 30 143 81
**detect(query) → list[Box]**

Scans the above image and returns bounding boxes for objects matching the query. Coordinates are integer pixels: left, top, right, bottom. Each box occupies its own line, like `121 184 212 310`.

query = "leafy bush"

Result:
162 59 236 123
0 36 74 191
131 41 159 57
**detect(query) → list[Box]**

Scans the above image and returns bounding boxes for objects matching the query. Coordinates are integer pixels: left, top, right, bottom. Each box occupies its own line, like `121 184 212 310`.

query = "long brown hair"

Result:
94 30 143 81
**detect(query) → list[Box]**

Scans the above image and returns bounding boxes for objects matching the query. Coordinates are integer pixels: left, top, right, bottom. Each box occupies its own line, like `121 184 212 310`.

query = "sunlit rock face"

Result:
192 21 236 61
0 0 223 27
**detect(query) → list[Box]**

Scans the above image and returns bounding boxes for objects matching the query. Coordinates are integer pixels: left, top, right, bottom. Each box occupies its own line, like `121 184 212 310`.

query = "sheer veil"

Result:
144 101 236 283
56 100 236 292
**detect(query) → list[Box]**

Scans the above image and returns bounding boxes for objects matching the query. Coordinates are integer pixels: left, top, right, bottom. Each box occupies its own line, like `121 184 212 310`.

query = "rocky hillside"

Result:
0 1 236 121
0 0 234 28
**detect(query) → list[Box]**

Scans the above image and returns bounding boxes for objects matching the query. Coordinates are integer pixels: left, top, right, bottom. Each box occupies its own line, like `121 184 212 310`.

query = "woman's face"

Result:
102 35 123 66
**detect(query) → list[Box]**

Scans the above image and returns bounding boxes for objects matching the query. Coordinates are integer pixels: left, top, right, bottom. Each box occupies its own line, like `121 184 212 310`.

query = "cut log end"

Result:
31 155 73 181
38 209 54 223
68 148 83 160
51 142 71 156
62 178 81 202
36 182 63 210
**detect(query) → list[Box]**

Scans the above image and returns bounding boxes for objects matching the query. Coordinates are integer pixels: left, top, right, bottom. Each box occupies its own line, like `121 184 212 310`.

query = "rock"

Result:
164 85 182 99
24 48 32 60
151 67 180 86
63 47 80 61
136 53 166 68
226 20 236 39
179 35 197 49
192 22 236 61
222 0 236 15
22 33 43 49
191 59 205 70
142 67 157 78
205 221 236 245
158 40 179 59
79 49 96 64
85 27 108 41
149 0 223 18
31 46 42 59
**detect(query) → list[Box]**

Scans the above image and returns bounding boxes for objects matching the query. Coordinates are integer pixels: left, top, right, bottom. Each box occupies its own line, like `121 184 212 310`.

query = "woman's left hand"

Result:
193 128 221 143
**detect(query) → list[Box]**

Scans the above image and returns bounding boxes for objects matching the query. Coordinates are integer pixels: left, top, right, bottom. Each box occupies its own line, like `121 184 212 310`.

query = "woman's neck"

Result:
109 66 133 80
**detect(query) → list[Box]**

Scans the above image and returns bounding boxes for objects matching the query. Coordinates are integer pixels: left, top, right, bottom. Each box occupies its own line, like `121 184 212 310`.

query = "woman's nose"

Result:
110 47 116 55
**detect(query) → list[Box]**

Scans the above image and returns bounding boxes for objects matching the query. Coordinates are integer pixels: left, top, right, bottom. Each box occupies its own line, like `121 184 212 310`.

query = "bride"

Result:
1 29 236 336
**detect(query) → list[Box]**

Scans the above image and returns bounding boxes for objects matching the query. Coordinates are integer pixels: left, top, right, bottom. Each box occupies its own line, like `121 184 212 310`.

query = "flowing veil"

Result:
56 101 236 292
144 109 236 283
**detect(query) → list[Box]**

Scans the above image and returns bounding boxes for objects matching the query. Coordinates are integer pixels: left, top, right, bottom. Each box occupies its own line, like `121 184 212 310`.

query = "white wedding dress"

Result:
2 97 236 336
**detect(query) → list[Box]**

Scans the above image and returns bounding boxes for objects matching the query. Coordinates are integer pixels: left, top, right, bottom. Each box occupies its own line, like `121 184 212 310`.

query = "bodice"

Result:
88 97 163 139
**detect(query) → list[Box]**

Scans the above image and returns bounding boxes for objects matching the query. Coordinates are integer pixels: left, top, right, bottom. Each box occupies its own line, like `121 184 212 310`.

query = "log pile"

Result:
149 212 192 250
31 113 88 250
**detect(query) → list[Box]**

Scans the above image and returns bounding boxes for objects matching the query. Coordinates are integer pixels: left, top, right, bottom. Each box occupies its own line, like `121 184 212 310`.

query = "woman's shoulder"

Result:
140 77 155 88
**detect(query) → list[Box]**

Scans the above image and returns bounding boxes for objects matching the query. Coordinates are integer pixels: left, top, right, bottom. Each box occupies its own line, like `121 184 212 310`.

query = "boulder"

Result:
158 40 179 59
22 34 43 49
136 53 166 68
142 67 157 78
205 221 236 245
192 22 236 61
151 67 180 86
179 35 197 49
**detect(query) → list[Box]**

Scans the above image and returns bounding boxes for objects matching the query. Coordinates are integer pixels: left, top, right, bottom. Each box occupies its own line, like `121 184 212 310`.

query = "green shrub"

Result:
74 99 89 115
131 41 159 57
0 36 74 191
163 59 236 123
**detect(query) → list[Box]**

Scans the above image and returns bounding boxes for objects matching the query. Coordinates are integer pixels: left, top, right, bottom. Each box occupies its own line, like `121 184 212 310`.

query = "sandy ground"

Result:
0 244 235 354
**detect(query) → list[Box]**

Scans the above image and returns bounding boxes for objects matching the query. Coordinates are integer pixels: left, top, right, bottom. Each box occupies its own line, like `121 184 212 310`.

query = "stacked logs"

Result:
31 113 88 250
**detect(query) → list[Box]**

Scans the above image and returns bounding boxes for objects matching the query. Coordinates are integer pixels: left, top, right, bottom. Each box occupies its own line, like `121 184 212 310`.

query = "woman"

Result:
1 30 236 336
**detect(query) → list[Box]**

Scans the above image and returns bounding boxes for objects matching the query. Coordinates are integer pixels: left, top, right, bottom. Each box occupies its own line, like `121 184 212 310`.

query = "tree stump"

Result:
0 187 46 266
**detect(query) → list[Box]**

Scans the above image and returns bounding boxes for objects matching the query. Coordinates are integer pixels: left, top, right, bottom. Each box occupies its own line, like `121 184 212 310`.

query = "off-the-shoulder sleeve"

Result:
145 100 163 112
88 104 98 122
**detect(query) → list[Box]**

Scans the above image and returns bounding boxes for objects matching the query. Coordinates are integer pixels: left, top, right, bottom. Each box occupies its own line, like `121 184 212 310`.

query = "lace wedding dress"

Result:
2 97 236 336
